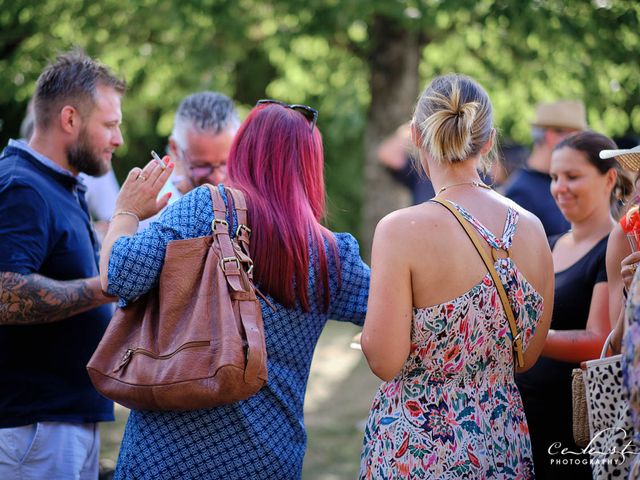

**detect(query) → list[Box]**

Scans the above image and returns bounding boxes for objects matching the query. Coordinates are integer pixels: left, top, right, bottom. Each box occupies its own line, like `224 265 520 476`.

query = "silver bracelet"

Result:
111 210 140 223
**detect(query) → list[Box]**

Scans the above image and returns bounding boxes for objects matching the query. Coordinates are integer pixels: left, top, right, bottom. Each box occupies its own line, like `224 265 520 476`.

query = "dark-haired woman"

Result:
99 100 370 479
359 74 554 478
516 131 632 478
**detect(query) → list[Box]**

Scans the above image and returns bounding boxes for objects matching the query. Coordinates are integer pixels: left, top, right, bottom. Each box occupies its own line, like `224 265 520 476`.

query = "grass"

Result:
99 321 381 479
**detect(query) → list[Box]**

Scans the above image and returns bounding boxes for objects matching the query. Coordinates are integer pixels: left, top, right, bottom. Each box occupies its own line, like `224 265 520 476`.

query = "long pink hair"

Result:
227 103 339 311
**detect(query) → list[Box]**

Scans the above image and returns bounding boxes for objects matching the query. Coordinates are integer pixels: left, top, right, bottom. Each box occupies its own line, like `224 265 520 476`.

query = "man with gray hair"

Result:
167 91 239 195
139 92 239 231
504 100 587 236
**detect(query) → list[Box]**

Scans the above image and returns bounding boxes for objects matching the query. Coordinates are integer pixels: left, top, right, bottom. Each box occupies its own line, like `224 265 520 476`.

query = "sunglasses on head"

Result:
256 99 318 133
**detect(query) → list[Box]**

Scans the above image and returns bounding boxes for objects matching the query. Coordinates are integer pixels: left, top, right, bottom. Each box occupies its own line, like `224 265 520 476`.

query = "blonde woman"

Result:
359 74 553 478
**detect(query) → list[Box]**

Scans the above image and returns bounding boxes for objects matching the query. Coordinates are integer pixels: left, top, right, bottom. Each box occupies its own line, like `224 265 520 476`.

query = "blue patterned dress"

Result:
360 201 543 479
106 186 370 480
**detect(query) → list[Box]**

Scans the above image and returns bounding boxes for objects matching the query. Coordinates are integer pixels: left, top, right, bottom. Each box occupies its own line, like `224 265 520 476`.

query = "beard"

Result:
68 130 110 177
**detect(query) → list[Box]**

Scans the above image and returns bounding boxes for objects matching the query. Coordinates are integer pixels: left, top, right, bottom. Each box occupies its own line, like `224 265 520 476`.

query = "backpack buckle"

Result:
220 256 240 272
235 224 252 238
211 218 229 234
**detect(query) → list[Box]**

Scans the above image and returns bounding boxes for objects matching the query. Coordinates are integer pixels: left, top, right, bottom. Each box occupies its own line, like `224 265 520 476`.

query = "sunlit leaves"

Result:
0 0 638 234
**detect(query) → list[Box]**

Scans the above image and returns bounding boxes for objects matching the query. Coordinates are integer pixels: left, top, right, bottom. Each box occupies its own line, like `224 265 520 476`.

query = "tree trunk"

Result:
361 15 424 259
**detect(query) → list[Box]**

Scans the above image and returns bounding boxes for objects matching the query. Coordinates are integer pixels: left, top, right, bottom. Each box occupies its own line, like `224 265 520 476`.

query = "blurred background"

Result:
1 0 639 249
1 1 639 477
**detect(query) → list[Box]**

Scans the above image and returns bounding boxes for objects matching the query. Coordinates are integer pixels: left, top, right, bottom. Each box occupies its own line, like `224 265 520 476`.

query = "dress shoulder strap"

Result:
442 200 519 251
430 197 525 368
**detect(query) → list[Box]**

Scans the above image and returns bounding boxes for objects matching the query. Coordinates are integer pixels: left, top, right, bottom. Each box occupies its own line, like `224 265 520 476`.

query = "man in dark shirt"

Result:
504 100 587 236
0 49 125 479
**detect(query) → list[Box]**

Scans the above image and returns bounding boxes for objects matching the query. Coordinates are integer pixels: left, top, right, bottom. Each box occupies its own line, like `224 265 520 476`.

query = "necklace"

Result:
437 180 491 195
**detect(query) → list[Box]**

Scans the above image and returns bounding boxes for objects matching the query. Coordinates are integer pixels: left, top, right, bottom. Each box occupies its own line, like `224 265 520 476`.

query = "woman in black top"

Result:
516 131 633 479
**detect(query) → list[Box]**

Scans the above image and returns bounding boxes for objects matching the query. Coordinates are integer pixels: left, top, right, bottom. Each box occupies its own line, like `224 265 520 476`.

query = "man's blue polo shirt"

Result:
0 141 114 428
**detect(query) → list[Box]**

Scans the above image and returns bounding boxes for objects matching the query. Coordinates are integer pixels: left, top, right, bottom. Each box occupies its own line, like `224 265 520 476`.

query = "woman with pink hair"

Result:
99 100 370 479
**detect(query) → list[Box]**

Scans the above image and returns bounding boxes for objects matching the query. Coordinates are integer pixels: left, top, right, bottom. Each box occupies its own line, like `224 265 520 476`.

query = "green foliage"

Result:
1 0 638 235
419 1 640 144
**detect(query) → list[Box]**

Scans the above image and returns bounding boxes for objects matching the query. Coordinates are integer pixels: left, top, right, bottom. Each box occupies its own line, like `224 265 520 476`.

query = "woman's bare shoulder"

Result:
606 220 628 265
376 202 448 233
372 203 450 252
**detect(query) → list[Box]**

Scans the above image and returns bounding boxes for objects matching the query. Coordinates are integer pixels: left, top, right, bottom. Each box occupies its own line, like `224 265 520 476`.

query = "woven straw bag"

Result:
571 367 589 447
571 331 633 479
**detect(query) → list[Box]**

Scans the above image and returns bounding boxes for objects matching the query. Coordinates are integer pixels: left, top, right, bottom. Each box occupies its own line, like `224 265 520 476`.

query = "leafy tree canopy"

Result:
1 0 638 235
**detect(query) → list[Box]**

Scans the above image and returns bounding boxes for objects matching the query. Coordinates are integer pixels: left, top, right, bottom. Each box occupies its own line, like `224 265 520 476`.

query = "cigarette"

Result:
151 150 166 170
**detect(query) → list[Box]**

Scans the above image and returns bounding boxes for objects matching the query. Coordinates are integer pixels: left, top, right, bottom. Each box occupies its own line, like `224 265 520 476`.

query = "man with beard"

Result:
0 49 125 479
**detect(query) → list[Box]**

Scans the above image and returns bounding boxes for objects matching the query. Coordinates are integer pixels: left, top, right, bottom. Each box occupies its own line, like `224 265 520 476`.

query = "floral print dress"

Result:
360 201 544 479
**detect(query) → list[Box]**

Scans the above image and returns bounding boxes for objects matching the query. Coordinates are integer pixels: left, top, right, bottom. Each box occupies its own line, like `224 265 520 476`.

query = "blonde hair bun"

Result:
413 74 495 171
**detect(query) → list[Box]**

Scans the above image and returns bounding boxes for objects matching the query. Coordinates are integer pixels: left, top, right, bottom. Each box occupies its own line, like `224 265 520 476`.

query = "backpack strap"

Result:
432 197 524 369
224 188 254 279
225 188 251 249
206 185 244 292
215 186 266 384
226 188 249 229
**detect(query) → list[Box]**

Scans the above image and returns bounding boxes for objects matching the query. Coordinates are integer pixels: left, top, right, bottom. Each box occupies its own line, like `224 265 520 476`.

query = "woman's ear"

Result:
419 149 431 179
606 168 618 192
410 121 422 149
480 128 496 156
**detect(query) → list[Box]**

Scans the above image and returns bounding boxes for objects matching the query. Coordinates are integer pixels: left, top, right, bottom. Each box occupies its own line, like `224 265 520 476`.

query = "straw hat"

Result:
600 145 640 172
531 100 588 131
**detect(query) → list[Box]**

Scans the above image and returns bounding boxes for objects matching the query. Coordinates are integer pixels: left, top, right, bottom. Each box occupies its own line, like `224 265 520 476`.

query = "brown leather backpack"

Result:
87 185 268 410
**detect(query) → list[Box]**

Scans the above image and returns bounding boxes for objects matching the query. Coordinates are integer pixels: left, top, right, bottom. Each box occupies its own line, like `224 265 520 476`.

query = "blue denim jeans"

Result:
0 422 99 479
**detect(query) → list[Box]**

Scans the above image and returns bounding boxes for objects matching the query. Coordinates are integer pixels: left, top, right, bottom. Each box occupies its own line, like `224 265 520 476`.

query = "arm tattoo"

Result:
0 272 108 325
